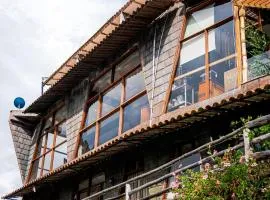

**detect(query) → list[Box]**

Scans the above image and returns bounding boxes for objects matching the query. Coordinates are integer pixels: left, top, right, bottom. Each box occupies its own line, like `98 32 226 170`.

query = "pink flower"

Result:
204 163 211 171
239 156 245 164
231 192 236 199
213 150 218 155
202 174 208 179
171 181 180 189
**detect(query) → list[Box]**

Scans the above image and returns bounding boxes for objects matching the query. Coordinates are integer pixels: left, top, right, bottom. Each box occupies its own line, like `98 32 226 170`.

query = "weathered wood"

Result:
246 114 270 129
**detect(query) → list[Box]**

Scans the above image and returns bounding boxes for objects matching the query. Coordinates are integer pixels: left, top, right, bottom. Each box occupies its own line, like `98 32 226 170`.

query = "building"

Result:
3 0 270 199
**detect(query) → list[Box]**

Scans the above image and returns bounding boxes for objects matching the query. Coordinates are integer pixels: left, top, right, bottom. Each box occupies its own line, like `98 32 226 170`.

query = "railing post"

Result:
125 184 131 200
243 128 251 162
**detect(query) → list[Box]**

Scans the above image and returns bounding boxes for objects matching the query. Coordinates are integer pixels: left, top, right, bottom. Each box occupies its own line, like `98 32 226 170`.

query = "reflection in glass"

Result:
99 112 119 145
53 145 67 169
125 69 145 100
43 117 53 130
81 126 96 154
55 106 66 124
93 70 112 93
123 95 150 132
114 51 140 81
184 0 232 38
56 122 67 146
210 58 236 97
208 21 235 63
43 153 51 173
46 132 54 150
168 70 205 112
85 101 98 126
101 84 121 116
176 34 205 77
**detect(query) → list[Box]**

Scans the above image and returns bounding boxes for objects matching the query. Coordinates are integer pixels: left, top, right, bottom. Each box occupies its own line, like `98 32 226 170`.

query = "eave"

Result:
235 0 270 9
24 0 175 114
3 75 270 199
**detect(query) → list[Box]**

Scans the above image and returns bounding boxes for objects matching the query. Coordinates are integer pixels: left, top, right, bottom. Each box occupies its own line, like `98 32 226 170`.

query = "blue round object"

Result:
14 97 25 109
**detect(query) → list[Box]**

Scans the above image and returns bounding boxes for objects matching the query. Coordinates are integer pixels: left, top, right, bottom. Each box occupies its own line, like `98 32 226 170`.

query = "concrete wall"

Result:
140 3 184 118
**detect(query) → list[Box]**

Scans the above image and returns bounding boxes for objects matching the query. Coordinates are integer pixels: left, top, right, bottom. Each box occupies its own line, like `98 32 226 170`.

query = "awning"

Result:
25 0 175 114
3 76 270 199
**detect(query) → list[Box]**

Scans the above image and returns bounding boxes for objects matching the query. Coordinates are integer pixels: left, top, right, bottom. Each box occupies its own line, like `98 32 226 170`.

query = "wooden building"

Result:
3 0 270 199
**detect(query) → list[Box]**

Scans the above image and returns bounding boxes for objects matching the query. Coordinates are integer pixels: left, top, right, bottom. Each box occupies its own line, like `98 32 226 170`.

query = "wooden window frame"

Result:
163 0 240 113
76 64 148 157
26 105 67 182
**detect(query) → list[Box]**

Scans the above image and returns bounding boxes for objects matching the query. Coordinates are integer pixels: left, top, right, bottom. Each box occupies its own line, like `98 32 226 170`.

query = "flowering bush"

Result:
173 150 270 199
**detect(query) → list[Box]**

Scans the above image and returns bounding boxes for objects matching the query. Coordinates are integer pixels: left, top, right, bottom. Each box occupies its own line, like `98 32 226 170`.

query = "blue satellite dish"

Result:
14 97 25 109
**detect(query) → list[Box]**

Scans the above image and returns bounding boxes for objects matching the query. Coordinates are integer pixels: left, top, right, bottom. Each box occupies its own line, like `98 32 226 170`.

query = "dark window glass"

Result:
55 106 66 124
209 58 236 96
125 68 145 100
208 21 235 63
46 132 54 150
81 126 96 154
101 84 121 116
93 70 112 93
123 95 150 132
99 112 119 145
85 101 98 126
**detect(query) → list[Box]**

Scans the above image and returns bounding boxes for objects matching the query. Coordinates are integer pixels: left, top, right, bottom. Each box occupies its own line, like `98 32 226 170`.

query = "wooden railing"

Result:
82 114 270 200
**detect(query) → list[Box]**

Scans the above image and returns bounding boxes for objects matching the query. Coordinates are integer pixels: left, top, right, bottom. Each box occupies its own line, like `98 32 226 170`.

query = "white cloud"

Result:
0 0 126 196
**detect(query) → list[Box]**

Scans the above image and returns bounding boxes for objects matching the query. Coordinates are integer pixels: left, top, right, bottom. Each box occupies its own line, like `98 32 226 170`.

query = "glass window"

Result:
46 132 54 150
185 1 233 38
168 69 205 112
93 70 112 93
101 84 121 116
81 126 96 154
99 112 119 145
43 153 51 173
210 58 237 95
208 21 235 63
176 34 205 77
123 95 150 132
125 68 145 100
114 51 140 81
55 122 67 146
85 101 98 126
53 145 67 169
55 106 66 124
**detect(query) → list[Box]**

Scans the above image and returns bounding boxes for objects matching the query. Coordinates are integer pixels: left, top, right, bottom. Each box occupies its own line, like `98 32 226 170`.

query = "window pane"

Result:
99 112 119 145
43 117 53 130
123 95 150 132
125 68 145 100
185 1 232 38
176 34 205 77
46 132 54 150
208 20 235 63
43 153 51 174
53 144 67 169
81 126 96 154
93 70 112 93
168 69 205 112
210 58 236 97
55 106 66 124
37 135 46 156
56 122 67 146
85 101 98 126
114 51 140 81
101 84 121 116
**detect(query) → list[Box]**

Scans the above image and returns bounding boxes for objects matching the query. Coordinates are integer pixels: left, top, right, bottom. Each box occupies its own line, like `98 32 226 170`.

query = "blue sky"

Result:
0 0 126 195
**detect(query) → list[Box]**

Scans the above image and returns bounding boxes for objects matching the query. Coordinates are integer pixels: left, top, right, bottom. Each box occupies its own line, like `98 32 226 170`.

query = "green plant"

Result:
173 150 270 199
245 22 270 79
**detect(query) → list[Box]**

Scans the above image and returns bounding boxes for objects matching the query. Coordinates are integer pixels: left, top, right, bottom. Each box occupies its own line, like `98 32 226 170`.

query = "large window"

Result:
29 106 67 180
78 55 150 156
167 0 237 112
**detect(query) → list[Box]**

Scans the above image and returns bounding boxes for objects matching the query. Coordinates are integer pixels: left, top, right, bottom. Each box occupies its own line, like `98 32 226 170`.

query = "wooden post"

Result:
239 6 248 83
125 184 131 200
243 128 251 162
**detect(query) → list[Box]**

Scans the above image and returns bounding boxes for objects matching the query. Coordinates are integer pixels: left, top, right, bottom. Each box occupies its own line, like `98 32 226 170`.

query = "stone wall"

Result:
9 111 39 181
140 3 184 118
66 78 89 161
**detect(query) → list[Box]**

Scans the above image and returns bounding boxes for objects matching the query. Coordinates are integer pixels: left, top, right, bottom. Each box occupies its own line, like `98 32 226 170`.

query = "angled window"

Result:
28 105 67 181
167 0 236 112
78 51 150 156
